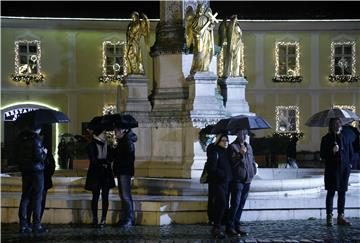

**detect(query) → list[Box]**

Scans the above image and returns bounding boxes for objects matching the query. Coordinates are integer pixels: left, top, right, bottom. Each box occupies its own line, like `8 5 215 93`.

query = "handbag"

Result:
200 150 219 184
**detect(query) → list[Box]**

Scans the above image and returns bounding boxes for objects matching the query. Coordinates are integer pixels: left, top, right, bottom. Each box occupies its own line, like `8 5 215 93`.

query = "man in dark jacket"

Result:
321 118 353 227
16 125 48 234
342 123 360 170
226 129 256 236
112 128 137 227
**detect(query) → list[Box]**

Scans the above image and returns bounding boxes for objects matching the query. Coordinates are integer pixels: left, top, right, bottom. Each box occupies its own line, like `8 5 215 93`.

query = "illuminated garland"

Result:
13 40 44 85
99 41 127 84
275 106 300 133
102 104 117 115
273 41 302 83
273 131 304 140
329 41 358 83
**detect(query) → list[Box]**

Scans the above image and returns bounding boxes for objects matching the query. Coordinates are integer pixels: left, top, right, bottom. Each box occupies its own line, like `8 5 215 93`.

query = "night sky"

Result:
2 1 360 20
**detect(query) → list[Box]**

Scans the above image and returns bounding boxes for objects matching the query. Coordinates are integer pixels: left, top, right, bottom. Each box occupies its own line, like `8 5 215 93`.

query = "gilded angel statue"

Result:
218 15 243 78
185 4 218 75
126 11 150 74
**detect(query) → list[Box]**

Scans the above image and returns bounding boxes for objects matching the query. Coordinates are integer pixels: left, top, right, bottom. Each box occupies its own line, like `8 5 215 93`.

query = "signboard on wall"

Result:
3 107 39 121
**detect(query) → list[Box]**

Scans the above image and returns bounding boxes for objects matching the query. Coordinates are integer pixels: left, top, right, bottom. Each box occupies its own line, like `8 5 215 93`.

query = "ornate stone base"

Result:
222 76 254 116
123 74 152 112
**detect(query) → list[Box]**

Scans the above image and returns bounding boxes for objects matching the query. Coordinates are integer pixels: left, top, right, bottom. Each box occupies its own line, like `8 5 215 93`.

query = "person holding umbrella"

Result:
107 114 138 227
15 124 48 234
320 117 353 226
85 116 115 228
15 108 69 234
27 130 55 230
226 129 256 236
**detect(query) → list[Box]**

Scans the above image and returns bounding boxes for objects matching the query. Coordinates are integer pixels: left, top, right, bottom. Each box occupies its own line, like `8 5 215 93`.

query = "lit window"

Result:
12 40 44 84
99 41 126 83
273 42 302 82
329 41 359 82
275 106 300 133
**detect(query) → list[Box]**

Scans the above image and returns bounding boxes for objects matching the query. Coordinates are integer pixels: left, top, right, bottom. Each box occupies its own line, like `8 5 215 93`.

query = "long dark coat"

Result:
207 144 232 184
320 131 353 191
85 139 115 192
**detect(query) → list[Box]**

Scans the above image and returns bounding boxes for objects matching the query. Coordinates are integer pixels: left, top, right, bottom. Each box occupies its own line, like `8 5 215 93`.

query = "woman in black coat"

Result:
207 134 232 239
320 118 353 226
112 128 137 227
85 126 115 228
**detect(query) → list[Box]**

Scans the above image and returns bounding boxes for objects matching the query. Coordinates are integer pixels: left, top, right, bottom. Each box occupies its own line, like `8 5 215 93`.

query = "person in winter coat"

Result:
16 125 48 234
112 128 137 227
207 134 232 239
321 117 353 227
27 133 55 225
85 123 115 228
226 129 256 236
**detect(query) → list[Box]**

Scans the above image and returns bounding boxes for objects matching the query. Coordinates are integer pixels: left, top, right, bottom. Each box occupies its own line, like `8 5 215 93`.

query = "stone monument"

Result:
120 0 251 179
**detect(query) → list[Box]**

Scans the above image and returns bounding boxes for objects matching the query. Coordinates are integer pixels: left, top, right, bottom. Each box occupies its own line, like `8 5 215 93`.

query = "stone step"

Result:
2 185 359 225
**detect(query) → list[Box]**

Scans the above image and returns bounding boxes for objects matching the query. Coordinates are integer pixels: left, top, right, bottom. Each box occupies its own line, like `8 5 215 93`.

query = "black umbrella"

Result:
210 118 231 134
87 116 113 131
15 108 70 129
211 115 271 134
102 113 138 129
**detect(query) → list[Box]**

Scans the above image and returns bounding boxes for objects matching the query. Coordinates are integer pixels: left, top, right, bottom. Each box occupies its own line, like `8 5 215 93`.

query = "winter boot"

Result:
337 214 352 226
326 214 333 226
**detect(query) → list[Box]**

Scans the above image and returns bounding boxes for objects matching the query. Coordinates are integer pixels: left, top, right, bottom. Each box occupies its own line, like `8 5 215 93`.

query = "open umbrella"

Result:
87 116 113 131
211 115 271 134
305 108 359 127
15 108 70 129
102 113 138 129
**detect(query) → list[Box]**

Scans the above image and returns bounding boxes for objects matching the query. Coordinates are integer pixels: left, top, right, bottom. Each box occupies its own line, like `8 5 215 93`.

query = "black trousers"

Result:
207 183 215 222
326 190 346 215
18 171 44 226
211 182 229 227
91 187 110 222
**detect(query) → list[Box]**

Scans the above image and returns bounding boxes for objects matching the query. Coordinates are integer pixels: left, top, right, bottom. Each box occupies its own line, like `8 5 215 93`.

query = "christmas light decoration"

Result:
12 40 44 85
329 41 359 83
102 104 117 115
275 106 300 133
99 41 126 84
273 42 302 83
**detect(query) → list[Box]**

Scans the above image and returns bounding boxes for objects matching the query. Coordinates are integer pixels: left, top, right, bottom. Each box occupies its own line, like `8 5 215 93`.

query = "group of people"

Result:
15 116 138 234
205 129 257 239
204 117 358 239
15 116 358 237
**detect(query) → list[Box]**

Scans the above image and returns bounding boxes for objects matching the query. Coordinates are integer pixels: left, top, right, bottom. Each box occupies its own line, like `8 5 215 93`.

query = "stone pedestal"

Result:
222 76 254 116
124 74 152 113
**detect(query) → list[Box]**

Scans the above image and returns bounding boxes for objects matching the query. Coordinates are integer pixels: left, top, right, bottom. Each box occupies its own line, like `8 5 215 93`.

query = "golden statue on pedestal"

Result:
126 11 150 75
218 15 243 78
185 4 218 75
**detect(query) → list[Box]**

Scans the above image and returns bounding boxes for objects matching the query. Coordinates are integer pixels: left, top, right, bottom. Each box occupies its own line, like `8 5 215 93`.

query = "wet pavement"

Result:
2 218 360 243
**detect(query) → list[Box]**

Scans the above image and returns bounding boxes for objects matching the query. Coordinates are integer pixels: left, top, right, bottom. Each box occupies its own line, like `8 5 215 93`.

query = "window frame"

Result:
12 40 44 84
275 105 300 133
100 41 127 83
329 41 358 82
273 41 302 83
